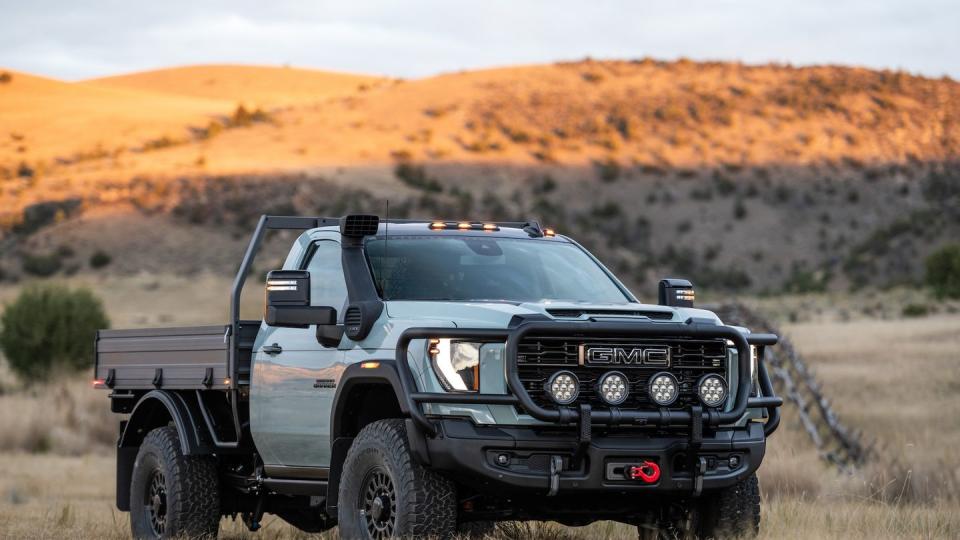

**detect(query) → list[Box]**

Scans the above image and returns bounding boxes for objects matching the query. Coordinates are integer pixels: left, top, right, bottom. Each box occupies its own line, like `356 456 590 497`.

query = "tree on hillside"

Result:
0 284 109 381
925 245 960 299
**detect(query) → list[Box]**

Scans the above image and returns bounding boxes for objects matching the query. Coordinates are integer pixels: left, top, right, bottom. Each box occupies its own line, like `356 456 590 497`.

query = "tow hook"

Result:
628 461 661 484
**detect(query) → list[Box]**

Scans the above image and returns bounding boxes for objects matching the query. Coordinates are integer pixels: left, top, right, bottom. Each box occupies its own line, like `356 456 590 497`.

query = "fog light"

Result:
597 371 628 405
546 371 579 405
648 372 679 406
698 374 727 407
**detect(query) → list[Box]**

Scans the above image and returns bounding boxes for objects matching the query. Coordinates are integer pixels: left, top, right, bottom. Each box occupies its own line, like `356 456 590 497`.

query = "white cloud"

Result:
0 0 956 80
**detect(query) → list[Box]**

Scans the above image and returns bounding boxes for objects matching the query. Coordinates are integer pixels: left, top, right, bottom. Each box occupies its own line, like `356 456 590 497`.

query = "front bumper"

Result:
393 318 782 500
425 418 765 496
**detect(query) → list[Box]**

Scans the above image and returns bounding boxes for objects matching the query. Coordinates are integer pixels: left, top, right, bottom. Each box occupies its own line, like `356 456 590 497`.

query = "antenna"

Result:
381 200 389 299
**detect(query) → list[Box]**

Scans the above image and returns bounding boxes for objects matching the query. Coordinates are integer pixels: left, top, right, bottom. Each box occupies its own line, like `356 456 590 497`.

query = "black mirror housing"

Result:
658 278 695 308
265 270 337 328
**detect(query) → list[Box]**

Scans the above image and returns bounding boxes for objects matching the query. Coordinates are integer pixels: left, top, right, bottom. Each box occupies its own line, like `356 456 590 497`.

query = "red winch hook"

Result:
629 461 661 483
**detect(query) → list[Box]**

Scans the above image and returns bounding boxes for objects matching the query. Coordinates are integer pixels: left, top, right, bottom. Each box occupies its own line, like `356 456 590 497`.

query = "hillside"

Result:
1 59 959 293
86 64 383 107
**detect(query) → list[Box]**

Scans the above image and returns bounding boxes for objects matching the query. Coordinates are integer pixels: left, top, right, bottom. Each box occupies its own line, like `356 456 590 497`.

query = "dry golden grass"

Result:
87 65 383 108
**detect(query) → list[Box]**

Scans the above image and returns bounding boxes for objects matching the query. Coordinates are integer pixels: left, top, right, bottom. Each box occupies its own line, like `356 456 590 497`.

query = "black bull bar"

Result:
394 319 782 438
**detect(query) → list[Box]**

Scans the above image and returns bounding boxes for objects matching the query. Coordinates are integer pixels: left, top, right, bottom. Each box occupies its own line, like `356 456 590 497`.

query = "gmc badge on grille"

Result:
581 345 671 367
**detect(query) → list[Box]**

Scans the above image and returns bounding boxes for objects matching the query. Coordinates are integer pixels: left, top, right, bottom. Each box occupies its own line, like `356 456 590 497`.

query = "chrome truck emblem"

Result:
580 345 671 367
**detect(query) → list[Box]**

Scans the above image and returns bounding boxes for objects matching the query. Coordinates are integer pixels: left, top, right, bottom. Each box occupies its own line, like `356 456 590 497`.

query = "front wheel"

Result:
129 426 220 539
637 473 761 539
338 419 457 539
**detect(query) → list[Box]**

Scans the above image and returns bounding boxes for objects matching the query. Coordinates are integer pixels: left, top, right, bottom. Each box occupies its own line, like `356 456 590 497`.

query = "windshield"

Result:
365 236 631 303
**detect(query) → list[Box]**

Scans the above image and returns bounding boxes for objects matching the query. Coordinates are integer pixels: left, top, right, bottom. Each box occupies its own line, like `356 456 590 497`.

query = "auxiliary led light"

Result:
597 371 629 405
648 372 679 406
546 371 580 405
698 375 727 407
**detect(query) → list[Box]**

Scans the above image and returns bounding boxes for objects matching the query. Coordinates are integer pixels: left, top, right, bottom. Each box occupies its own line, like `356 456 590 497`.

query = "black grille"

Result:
516 336 727 412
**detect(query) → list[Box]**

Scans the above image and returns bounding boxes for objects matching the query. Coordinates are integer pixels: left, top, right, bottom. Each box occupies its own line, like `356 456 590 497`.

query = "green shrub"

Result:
593 158 621 182
925 244 960 299
901 303 930 318
394 162 443 193
89 251 112 269
0 284 109 381
22 252 62 277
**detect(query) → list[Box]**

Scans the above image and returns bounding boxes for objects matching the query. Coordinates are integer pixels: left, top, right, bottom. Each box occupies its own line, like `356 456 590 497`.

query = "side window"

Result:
303 240 348 313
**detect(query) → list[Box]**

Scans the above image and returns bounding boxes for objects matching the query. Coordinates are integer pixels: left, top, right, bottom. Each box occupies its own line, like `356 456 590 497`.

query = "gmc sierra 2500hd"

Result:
94 214 782 539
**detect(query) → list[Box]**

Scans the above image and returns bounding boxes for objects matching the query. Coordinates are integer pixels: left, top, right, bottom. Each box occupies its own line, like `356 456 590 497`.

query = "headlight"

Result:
648 372 679 406
698 374 728 407
597 371 628 405
428 339 480 392
545 371 580 405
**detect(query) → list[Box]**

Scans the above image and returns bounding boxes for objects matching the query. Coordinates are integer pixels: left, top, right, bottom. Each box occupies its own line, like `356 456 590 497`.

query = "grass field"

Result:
0 282 958 539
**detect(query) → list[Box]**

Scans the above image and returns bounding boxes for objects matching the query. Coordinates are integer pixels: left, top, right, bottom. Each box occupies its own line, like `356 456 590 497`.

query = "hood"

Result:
385 300 722 328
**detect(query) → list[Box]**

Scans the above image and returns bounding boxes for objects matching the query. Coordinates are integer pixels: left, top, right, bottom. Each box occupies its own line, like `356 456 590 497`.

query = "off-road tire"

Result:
129 426 220 539
701 473 761 538
338 419 457 539
636 473 760 540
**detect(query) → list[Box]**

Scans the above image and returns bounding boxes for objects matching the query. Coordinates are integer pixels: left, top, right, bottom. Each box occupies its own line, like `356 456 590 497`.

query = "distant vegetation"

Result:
925 244 960 299
0 284 109 381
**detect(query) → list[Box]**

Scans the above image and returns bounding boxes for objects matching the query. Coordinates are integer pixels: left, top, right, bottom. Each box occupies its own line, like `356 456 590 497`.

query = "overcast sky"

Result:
1 1 957 80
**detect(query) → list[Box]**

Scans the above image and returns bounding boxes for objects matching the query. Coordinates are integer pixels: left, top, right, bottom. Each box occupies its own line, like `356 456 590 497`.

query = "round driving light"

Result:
698 374 728 408
545 371 580 405
597 371 629 405
648 372 679 406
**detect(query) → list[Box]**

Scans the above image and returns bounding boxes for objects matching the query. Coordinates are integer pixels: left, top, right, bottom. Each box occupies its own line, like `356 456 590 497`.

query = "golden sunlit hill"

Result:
86 64 384 108
1 59 959 293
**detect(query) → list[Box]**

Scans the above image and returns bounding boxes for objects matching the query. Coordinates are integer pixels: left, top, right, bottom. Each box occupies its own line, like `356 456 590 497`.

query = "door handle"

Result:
262 343 283 355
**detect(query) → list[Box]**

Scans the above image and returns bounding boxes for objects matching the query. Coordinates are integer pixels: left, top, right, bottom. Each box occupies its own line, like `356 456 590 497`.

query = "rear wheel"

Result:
338 419 457 539
129 426 220 539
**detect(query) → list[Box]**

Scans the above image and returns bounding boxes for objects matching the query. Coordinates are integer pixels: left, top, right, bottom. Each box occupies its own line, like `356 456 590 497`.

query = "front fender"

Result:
329 360 411 440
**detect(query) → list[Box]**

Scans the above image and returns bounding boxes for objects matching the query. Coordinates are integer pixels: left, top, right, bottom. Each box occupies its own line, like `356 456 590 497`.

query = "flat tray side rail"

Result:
95 326 232 390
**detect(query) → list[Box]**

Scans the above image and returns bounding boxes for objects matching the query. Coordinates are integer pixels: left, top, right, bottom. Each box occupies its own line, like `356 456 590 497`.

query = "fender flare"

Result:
329 359 412 440
326 359 431 515
119 390 214 455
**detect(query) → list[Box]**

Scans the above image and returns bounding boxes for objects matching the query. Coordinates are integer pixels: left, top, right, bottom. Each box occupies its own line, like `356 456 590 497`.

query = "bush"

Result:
394 162 443 193
22 252 62 277
901 303 930 318
0 285 109 381
89 250 112 269
593 158 621 182
925 244 960 299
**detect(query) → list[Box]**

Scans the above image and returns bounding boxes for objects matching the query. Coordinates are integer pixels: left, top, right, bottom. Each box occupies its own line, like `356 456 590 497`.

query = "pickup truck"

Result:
94 214 782 539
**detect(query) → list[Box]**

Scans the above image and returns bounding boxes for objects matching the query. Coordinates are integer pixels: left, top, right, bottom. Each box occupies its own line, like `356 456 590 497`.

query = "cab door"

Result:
251 238 348 468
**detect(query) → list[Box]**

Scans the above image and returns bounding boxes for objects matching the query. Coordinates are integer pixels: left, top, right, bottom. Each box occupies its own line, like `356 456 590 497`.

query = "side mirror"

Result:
658 278 695 308
264 270 337 328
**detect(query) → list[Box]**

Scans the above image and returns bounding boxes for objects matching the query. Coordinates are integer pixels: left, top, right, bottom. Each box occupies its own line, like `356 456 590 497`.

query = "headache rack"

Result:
394 318 782 437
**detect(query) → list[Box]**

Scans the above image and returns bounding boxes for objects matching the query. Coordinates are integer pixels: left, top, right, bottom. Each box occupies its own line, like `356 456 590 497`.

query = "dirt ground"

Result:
0 281 958 539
